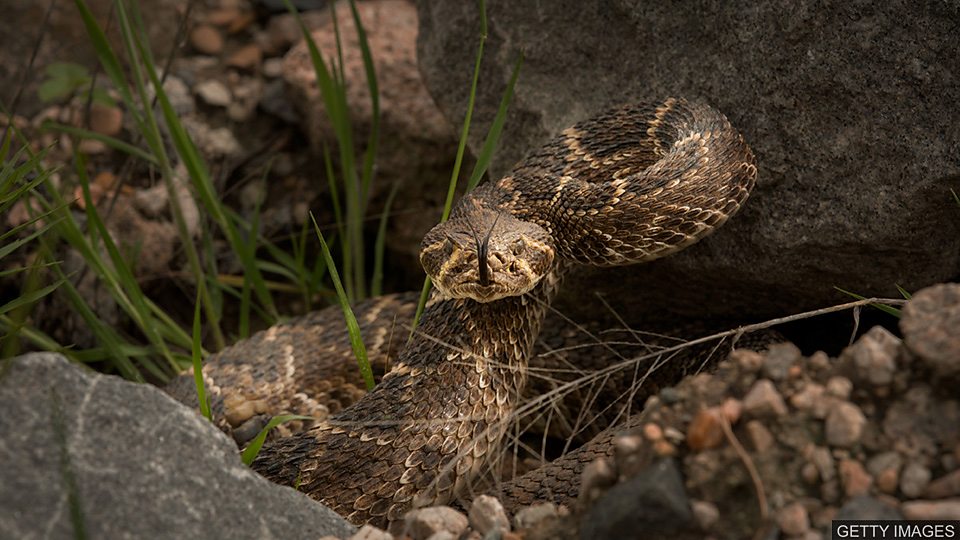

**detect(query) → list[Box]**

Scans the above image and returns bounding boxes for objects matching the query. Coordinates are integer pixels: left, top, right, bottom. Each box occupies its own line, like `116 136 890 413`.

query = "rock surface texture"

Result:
0 353 354 540
416 0 960 321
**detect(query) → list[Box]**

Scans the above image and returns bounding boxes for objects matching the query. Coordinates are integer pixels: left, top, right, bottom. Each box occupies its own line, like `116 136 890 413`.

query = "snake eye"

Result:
511 239 524 255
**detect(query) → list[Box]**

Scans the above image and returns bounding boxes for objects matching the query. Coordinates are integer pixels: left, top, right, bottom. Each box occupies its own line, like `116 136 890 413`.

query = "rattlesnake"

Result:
166 97 757 528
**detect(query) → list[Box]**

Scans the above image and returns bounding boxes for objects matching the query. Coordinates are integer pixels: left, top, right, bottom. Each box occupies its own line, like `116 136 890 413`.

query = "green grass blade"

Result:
321 143 352 299
191 291 211 421
74 152 179 373
241 414 315 465
41 121 157 165
47 263 144 380
0 315 68 354
0 277 64 318
371 181 399 297
349 0 380 206
895 284 912 300
139 34 277 328
72 0 143 131
310 212 375 390
0 261 60 278
835 287 902 318
286 0 367 301
412 0 489 333
951 188 959 207
0 213 63 261
0 257 48 358
76 0 230 350
465 52 522 192
0 147 54 216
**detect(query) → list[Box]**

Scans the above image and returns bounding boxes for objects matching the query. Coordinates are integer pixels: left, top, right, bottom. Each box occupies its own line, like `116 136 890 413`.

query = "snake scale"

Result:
166 98 758 529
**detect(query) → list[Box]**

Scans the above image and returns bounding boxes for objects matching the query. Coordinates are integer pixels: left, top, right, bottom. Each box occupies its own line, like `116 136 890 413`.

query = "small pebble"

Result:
614 434 644 460
900 462 932 498
720 398 743 424
350 524 393 540
777 502 811 536
642 422 663 441
809 351 830 370
730 348 764 372
824 402 867 448
263 57 284 78
876 468 900 494
745 420 776 453
190 25 224 55
900 284 960 377
663 427 685 444
687 408 725 451
742 379 789 417
88 103 123 136
227 44 263 71
468 495 510 535
866 451 903 477
825 376 853 399
513 502 558 530
901 499 960 519
195 80 232 107
836 496 904 520
802 462 820 484
579 458 617 504
844 326 899 386
403 506 468 540
839 459 874 497
790 383 826 414
613 434 645 477
207 7 241 26
158 75 194 115
867 452 902 494
691 500 719 530
762 342 801 380
822 479 842 504
653 439 677 457
809 446 837 482
925 469 960 498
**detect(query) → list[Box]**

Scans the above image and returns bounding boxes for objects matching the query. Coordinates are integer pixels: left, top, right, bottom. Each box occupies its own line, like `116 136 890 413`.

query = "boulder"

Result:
0 353 355 540
416 0 960 322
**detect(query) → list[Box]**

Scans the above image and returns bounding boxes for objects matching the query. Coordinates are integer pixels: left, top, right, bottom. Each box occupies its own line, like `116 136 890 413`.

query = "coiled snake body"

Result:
167 98 757 528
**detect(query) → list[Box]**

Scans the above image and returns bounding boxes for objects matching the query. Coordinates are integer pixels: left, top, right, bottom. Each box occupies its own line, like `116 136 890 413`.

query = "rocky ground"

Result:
2 0 959 539
327 284 959 539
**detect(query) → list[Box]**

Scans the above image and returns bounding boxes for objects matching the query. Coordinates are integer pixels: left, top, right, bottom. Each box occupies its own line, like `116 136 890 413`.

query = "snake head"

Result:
420 197 555 303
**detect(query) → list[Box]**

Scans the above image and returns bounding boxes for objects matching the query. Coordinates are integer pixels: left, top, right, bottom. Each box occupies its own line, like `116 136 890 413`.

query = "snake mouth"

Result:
429 239 551 303
440 274 542 303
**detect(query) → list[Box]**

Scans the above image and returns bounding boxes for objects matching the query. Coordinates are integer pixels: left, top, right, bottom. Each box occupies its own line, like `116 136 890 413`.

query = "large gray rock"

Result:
416 1 960 321
0 353 354 540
